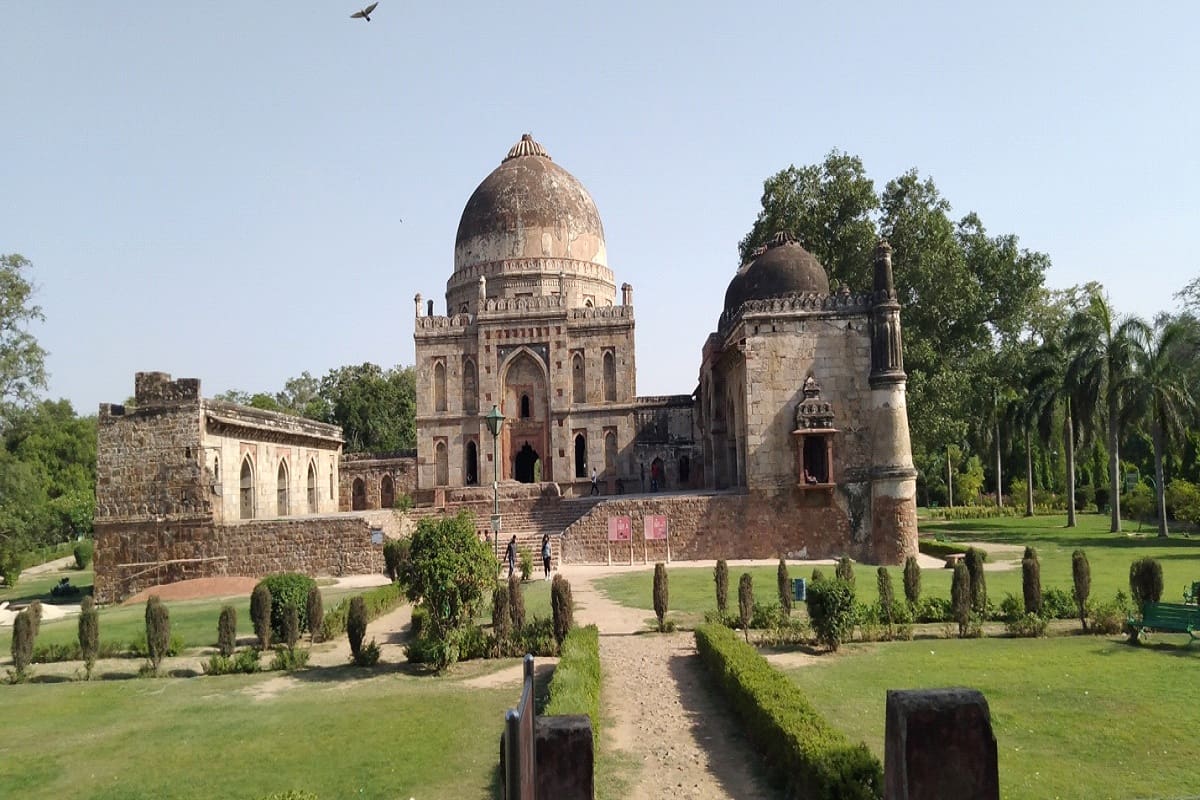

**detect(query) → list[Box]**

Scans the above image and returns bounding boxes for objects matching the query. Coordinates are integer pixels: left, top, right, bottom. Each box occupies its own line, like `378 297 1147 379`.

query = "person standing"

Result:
541 532 552 580
590 467 599 496
505 535 517 579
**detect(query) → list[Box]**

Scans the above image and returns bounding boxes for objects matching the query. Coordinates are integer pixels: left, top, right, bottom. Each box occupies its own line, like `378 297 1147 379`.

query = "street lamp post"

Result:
484 404 506 564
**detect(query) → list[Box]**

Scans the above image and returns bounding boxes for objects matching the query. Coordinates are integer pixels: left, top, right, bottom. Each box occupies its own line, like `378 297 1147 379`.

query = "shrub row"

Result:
544 624 601 745
320 582 404 642
916 540 988 561
694 624 882 799
925 504 1060 520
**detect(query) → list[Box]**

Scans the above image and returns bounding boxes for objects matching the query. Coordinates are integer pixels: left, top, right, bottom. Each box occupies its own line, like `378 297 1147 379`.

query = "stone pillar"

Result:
478 275 487 305
427 299 434 317
414 293 422 319
884 688 999 800
535 715 594 800
621 282 632 306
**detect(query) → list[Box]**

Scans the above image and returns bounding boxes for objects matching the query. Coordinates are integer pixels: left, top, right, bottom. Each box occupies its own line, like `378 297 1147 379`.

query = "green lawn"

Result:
783 635 1200 800
594 513 1200 616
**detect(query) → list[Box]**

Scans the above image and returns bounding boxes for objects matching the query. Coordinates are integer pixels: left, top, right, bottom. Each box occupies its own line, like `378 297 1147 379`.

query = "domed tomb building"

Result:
414 135 695 494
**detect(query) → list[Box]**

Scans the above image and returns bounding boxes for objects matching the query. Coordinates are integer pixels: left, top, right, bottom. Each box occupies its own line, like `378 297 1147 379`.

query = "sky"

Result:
3 3 1197 415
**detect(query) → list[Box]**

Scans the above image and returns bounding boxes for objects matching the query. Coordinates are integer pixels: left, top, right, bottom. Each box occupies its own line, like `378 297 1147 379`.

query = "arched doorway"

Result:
352 477 367 510
679 455 690 485
465 440 478 485
380 474 395 508
240 457 255 519
435 441 449 486
575 434 588 478
651 457 665 491
515 443 540 483
276 461 289 517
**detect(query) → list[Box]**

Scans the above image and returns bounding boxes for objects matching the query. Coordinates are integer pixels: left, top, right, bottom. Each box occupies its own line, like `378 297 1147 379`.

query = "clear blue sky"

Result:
3 3 1196 414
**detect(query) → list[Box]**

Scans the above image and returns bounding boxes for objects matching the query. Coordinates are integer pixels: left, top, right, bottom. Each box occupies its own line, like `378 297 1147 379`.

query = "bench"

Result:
1127 601 1200 645
944 553 965 569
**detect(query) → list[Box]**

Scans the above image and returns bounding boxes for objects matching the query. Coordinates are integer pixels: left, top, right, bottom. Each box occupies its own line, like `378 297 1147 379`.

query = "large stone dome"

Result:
723 232 830 317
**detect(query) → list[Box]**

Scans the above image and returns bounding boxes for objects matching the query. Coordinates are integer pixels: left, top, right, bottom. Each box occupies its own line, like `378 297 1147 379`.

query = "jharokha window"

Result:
792 375 836 495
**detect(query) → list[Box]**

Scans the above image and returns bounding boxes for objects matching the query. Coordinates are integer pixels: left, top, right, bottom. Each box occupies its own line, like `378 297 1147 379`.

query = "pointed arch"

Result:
462 358 478 414
574 432 588 478
276 460 290 516
239 456 255 520
572 352 586 404
380 474 395 508
603 350 616 402
352 477 367 511
307 460 318 513
604 430 617 475
435 440 449 486
433 360 447 413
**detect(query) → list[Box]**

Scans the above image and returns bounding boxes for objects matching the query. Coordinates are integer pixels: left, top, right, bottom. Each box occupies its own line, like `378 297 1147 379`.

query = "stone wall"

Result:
339 452 418 510
94 515 383 603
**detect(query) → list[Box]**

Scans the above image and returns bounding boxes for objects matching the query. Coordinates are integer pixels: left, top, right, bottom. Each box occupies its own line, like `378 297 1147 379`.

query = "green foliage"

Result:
10 609 34 681
144 596 171 675
653 562 669 632
383 537 411 584
351 638 380 667
875 567 894 629
72 540 93 569
250 584 272 649
203 648 262 675
508 574 526 630
1041 588 1077 620
714 559 729 615
1072 549 1091 631
810 567 825 583
1022 551 1042 616
1129 557 1164 612
320 582 403 641
750 600 782 630
807 578 856 651
27 599 42 637
545 625 601 746
491 585 511 655
0 254 48 415
1121 482 1155 525
777 559 792 617
347 596 367 659
305 586 323 644
737 573 754 641
902 555 921 608
1167 478 1200 524
405 511 494 640
551 574 573 647
917 539 987 561
319 363 415 452
835 556 855 586
954 456 986 506
256 573 318 639
0 543 21 587
78 595 99 679
965 547 987 613
694 624 883 799
1087 593 1132 635
217 605 237 656
950 562 971 637
1005 612 1048 638
518 548 534 582
393 493 413 511
271 645 310 672
283 606 299 651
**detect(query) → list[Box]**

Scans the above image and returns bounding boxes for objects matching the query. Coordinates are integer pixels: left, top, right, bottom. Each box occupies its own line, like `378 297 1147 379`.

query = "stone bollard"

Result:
535 714 594 800
884 688 998 800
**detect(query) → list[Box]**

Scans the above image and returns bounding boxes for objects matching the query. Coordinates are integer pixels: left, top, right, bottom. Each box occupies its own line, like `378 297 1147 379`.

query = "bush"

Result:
1129 557 1164 612
915 596 952 623
251 584 272 649
406 511 495 640
835 556 855 586
144 596 171 675
203 648 262 675
306 587 323 644
750 601 782 630
10 609 35 682
271 645 310 672
917 540 988 561
347 596 367 660
694 624 882 799
0 545 21 588
551 575 573 647
777 560 792 618
519 548 534 582
810 567 825 583
283 606 300 651
1088 593 1132 635
545 625 601 746
320 582 403 642
131 631 185 659
256 573 319 640
492 585 512 655
1022 552 1042 616
73 540 94 570
383 537 410 584
653 562 669 632
738 573 754 642
218 605 237 657
1072 549 1091 631
998 593 1023 623
903 556 921 608
714 559 729 615
514 616 558 658
1095 487 1110 514
352 640 381 667
965 548 987 614
876 568 895 630
806 578 856 651
508 574 526 630
453 625 491 661
1006 613 1047 638
78 596 99 679
951 562 971 638
1041 588 1076 620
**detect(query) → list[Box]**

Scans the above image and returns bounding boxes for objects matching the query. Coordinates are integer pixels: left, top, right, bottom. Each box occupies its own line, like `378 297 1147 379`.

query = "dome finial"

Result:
503 133 551 162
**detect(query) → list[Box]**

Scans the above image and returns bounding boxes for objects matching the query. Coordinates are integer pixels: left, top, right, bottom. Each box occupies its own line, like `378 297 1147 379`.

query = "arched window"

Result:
276 461 289 517
572 352 585 404
307 461 318 513
435 441 449 486
380 474 395 508
463 359 478 414
329 466 335 500
603 350 616 402
574 433 587 478
520 394 531 419
433 360 447 413
604 430 617 474
465 441 479 486
352 478 367 511
239 457 255 520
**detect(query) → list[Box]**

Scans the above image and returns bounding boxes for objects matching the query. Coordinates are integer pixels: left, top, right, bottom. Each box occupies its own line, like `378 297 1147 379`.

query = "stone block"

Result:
535 714 593 800
884 688 998 800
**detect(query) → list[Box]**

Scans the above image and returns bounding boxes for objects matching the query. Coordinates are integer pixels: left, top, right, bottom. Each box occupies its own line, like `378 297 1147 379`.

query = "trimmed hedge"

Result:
255 573 318 639
917 540 987 562
694 624 882 799
321 582 404 642
544 624 601 746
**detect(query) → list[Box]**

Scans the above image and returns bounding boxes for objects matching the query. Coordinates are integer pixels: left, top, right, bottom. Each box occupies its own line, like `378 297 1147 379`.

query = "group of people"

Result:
504 531 554 580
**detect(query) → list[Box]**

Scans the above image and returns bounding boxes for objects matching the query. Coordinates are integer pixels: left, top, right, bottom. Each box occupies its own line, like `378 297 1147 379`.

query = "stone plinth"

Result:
884 688 998 800
535 715 593 800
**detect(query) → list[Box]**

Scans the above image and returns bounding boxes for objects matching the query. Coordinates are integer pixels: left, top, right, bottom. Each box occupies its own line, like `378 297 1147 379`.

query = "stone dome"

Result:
722 232 830 316
453 134 607 274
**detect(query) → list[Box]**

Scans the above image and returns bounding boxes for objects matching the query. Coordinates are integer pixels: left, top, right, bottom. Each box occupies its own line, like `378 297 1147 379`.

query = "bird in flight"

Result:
350 3 378 21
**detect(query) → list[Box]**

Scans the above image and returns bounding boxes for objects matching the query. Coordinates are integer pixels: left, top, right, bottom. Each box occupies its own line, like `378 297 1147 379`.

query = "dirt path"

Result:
568 569 778 799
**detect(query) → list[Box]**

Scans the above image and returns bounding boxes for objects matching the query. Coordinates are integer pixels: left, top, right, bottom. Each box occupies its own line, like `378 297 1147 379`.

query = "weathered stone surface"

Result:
534 715 594 800
884 688 999 800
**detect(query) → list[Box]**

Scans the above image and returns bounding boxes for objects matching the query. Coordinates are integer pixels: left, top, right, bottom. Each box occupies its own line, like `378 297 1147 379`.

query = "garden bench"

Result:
1127 601 1200 645
944 553 965 569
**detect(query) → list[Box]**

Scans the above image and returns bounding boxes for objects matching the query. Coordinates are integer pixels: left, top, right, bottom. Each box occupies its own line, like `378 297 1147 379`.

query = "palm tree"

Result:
1002 387 1040 516
1028 342 1079 527
1064 291 1149 532
1118 315 1199 537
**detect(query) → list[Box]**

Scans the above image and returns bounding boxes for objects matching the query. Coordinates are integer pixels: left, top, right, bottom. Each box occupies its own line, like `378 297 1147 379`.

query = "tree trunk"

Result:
1108 396 1121 533
1025 429 1034 517
996 416 1003 509
1153 417 1169 538
1066 399 1077 528
947 448 954 509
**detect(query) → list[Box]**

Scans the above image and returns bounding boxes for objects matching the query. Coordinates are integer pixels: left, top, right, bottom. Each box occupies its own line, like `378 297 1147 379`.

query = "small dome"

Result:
723 232 829 316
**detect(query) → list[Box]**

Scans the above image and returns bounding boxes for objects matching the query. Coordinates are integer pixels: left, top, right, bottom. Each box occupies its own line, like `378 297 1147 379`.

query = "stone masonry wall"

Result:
94 515 383 603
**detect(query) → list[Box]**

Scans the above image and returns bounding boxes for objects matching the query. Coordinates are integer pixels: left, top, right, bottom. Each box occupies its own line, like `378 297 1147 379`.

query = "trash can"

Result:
791 577 807 602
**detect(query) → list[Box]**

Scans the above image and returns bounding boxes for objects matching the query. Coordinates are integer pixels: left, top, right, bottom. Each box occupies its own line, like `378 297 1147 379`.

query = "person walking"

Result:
541 532 552 580
590 467 599 496
505 535 517 579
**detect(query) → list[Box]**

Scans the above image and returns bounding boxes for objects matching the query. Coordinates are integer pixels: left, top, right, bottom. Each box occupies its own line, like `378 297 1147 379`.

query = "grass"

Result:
594 513 1200 616
783 635 1200 800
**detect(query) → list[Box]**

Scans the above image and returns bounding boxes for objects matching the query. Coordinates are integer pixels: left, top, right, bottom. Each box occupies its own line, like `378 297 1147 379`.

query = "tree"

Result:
78 596 99 679
1071 550 1090 632
951 562 971 638
320 363 416 452
218 605 237 656
405 511 495 639
902 556 921 609
0 254 47 422
250 584 272 649
144 596 170 675
653 562 669 632
1118 316 1200 536
1028 340 1079 527
713 559 729 616
737 573 753 642
1064 289 1148 532
777 559 792 618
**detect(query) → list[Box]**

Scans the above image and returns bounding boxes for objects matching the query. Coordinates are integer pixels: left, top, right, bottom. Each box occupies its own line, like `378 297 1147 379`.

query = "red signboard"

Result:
644 515 668 541
607 515 632 542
